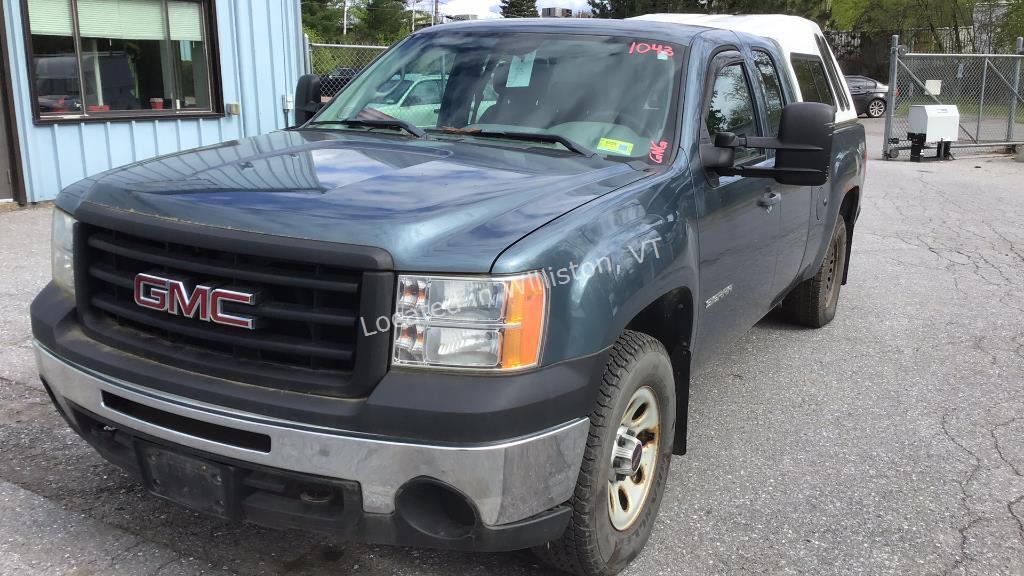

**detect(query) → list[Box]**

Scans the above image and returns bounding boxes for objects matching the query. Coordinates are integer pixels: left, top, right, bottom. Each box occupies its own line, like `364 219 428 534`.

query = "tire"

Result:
782 216 848 328
866 98 886 118
535 331 676 576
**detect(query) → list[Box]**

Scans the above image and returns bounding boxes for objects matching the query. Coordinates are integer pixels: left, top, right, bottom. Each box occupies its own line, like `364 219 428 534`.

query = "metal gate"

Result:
882 35 1024 159
303 38 388 100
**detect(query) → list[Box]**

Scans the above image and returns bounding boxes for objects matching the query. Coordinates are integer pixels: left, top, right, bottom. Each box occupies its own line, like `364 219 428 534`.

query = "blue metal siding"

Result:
2 0 304 202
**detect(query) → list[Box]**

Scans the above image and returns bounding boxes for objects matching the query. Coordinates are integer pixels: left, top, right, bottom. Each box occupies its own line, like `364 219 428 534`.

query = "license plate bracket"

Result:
139 443 233 519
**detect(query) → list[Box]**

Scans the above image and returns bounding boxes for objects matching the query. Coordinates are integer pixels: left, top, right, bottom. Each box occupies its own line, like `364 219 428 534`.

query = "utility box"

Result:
908 105 959 162
908 105 959 143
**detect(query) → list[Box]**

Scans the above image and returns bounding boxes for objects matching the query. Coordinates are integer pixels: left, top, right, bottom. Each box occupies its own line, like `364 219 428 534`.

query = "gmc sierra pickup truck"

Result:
32 14 865 576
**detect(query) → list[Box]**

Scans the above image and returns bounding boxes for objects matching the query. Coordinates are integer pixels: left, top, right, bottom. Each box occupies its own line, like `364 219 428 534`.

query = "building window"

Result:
24 0 219 120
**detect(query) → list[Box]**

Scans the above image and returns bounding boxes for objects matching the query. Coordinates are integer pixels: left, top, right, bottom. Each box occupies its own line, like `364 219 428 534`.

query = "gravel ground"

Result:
1 119 1022 575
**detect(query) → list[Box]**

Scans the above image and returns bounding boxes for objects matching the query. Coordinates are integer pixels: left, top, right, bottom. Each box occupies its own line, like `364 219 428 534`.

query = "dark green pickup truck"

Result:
33 14 865 576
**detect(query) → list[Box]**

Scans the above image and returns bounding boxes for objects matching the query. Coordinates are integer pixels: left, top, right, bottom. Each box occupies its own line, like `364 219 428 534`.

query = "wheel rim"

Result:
608 386 660 531
869 100 885 117
824 229 843 305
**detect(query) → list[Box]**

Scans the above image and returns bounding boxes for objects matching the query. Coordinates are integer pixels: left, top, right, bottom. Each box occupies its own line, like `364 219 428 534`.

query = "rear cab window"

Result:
790 55 835 107
814 35 850 111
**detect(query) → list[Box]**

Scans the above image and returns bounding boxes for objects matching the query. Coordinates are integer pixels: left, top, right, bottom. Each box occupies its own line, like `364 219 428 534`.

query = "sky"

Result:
412 0 592 20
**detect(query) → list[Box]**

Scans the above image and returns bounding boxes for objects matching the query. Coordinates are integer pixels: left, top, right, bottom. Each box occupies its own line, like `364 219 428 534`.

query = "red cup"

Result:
150 98 164 110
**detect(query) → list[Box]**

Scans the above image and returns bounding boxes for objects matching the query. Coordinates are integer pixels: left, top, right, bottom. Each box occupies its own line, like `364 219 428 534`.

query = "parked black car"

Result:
320 66 360 98
845 75 890 118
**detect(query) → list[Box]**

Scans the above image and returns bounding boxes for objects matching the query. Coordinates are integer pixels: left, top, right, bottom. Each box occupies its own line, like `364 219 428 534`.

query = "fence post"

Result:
1008 37 1023 150
303 34 312 75
978 58 988 144
883 35 900 159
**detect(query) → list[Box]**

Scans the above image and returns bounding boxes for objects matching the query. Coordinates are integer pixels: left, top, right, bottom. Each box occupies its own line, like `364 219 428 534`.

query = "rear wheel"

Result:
867 98 886 118
535 331 675 576
782 217 848 328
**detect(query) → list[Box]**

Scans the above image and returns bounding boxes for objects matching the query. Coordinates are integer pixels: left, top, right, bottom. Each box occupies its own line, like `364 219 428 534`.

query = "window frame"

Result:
20 0 225 124
750 48 787 137
700 49 766 170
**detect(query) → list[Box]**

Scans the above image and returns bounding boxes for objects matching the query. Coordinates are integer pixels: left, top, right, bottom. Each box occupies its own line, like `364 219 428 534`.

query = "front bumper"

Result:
36 344 590 548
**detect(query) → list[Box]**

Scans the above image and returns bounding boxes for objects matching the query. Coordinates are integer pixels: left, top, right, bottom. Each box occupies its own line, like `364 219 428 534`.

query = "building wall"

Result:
1 0 304 203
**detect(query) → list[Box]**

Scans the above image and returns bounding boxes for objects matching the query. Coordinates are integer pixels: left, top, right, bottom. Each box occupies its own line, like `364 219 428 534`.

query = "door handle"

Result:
757 191 782 208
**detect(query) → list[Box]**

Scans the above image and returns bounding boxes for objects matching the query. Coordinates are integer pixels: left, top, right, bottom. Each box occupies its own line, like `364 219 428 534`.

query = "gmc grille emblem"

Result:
133 273 256 330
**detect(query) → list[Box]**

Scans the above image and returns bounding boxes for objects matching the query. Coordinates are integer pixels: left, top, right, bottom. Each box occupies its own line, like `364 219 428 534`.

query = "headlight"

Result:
392 272 547 370
51 209 76 295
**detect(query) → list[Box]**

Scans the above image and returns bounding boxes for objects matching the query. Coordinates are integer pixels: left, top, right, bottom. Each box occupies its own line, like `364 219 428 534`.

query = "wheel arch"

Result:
839 186 860 284
623 286 695 456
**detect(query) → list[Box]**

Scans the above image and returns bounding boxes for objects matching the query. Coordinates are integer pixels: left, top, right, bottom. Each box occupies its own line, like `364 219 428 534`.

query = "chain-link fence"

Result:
305 41 388 100
882 35 1024 159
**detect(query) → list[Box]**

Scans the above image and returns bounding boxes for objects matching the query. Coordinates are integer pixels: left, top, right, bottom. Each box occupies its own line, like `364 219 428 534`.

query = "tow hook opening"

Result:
396 479 478 539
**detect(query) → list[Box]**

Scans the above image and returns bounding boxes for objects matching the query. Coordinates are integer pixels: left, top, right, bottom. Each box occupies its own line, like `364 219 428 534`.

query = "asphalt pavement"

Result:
1 119 1022 575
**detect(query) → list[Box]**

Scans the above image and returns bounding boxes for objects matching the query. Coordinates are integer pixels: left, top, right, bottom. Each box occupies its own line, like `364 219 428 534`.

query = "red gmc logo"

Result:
133 273 256 330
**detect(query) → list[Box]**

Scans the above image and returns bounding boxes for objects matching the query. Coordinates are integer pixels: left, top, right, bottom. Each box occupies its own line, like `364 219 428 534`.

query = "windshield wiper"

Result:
306 118 425 139
433 127 595 157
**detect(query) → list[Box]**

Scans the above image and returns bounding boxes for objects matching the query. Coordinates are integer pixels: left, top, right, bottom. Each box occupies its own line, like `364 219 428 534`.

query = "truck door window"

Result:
751 50 785 136
791 56 835 107
403 80 443 107
706 62 762 164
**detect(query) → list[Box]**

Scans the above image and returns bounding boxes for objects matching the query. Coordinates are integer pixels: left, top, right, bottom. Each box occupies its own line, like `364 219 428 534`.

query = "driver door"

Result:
694 51 782 361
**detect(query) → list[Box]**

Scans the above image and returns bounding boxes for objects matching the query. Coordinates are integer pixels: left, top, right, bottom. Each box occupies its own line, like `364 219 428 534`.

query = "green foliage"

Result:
831 0 975 32
302 0 345 43
501 0 538 18
352 0 412 44
997 0 1024 52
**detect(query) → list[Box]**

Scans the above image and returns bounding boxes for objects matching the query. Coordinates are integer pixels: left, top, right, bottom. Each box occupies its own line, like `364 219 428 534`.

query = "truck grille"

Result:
77 223 393 398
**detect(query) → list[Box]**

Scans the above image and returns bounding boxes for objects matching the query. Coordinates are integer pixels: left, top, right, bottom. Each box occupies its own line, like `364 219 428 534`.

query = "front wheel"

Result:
867 98 886 118
535 331 676 576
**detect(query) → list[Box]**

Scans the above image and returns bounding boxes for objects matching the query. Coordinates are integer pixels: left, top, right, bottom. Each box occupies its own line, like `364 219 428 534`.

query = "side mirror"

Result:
706 102 835 186
294 74 324 126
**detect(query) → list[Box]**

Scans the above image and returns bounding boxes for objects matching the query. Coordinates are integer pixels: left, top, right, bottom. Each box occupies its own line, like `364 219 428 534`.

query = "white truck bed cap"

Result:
632 13 858 123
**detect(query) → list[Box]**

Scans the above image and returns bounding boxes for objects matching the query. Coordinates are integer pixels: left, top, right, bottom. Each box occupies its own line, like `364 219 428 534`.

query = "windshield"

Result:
313 32 685 164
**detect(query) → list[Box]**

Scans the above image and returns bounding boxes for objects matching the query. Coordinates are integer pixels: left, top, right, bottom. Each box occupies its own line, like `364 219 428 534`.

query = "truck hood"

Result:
60 130 649 272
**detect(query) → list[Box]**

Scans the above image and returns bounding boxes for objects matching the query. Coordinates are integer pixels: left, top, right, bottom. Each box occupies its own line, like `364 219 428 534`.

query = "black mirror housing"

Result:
773 102 834 186
294 74 324 126
706 102 835 186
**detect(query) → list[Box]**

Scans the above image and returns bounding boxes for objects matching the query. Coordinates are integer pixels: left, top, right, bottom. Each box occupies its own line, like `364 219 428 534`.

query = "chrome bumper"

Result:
35 343 589 526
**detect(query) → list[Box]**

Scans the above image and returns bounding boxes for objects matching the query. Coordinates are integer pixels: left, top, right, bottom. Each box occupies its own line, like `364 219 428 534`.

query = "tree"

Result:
302 0 345 43
352 0 411 44
831 0 977 52
501 0 538 18
995 0 1024 52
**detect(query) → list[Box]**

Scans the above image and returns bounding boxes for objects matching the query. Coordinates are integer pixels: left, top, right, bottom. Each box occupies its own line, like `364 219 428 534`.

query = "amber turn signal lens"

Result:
500 274 547 369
